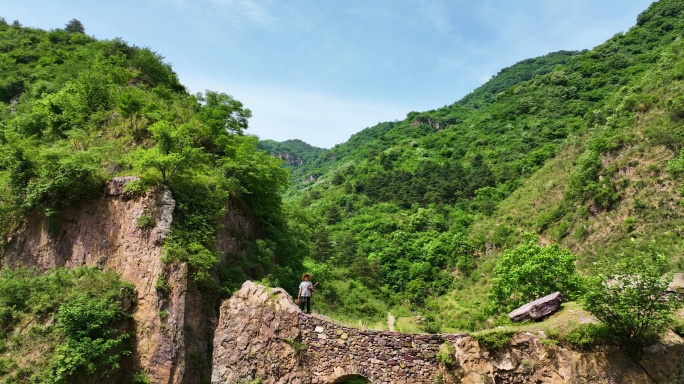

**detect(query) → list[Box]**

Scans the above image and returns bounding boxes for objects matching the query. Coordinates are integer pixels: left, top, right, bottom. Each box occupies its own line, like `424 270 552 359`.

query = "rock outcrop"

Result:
1 177 263 383
212 282 684 384
508 291 562 322
211 281 306 384
668 272 684 293
3 177 197 383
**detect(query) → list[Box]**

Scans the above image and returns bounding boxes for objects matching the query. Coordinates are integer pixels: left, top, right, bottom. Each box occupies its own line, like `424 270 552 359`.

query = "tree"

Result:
118 89 144 131
582 249 683 361
131 121 202 183
490 238 582 312
313 224 334 261
198 91 252 153
65 19 85 34
76 68 111 114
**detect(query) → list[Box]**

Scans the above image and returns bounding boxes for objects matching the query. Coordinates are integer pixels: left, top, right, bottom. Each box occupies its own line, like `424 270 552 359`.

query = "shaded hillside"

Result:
257 139 326 187
282 0 684 328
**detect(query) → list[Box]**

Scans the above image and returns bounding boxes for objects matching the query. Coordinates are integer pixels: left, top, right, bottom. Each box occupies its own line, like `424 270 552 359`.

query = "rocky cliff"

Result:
2 177 188 382
1 177 254 384
212 281 684 384
5 178 684 383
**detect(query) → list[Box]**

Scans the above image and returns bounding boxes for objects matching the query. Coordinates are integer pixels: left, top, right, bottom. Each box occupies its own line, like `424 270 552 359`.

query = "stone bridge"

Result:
210 281 684 384
298 312 455 383
210 281 452 384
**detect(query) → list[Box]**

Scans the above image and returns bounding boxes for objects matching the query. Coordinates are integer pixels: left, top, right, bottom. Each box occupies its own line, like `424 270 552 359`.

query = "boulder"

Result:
667 273 684 293
508 292 562 322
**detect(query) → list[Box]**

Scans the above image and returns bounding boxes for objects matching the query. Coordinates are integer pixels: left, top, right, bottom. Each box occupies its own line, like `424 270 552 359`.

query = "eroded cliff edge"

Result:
1 177 185 382
212 281 684 384
0 177 238 383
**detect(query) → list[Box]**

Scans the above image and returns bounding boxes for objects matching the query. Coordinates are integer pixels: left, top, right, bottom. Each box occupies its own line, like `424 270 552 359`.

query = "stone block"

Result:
508 291 562 322
667 273 684 293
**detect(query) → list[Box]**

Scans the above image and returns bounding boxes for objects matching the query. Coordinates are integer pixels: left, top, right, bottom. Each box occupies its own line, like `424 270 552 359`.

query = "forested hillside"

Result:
263 0 684 331
257 139 326 188
2 0 684 379
0 18 307 381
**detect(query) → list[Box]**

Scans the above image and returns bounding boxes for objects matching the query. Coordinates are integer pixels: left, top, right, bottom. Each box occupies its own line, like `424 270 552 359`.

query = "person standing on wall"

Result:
298 273 317 314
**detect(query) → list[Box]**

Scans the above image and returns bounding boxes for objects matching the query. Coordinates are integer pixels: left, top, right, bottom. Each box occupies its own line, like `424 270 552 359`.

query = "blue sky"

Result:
2 0 653 148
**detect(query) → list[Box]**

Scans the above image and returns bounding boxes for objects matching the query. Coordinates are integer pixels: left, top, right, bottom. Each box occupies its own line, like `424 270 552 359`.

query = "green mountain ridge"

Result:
2 1 684 380
258 0 684 330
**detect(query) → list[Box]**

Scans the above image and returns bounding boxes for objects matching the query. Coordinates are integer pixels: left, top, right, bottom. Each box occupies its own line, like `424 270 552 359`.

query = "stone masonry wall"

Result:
211 281 456 384
300 314 452 384
213 281 684 384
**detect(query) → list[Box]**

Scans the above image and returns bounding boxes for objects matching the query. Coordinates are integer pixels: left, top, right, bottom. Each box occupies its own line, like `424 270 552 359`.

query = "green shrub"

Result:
490 239 582 312
563 323 610 348
672 319 684 337
132 371 152 384
667 95 684 122
155 276 170 294
621 217 636 233
473 330 515 351
436 341 458 368
135 213 155 229
582 249 683 360
159 309 169 320
420 313 443 334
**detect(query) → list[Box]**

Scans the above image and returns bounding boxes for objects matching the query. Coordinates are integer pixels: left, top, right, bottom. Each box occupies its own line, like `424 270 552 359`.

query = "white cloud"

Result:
211 0 275 29
156 0 277 30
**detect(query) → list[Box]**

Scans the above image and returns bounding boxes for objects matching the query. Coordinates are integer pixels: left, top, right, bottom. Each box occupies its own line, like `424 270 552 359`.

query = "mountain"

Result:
271 0 684 330
3 0 684 380
257 139 327 187
0 18 305 382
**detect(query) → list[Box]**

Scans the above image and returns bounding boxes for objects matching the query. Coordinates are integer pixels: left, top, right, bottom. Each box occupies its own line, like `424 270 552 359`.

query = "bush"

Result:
473 330 515 351
563 323 610 348
582 249 683 360
56 294 126 340
673 319 684 337
135 213 155 229
436 341 458 368
421 319 442 334
490 238 582 312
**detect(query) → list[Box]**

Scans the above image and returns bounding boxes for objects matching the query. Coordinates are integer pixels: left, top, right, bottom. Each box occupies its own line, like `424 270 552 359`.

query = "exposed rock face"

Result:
3 177 185 383
211 281 306 384
452 331 684 384
277 152 305 166
508 291 562 322
668 272 684 293
213 282 684 384
2 177 258 383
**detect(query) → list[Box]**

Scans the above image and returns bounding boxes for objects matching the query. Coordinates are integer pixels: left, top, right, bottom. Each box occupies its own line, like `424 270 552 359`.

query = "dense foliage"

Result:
490 240 582 312
0 18 305 295
0 267 135 383
583 248 683 360
256 0 684 329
